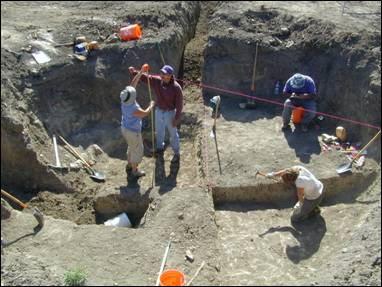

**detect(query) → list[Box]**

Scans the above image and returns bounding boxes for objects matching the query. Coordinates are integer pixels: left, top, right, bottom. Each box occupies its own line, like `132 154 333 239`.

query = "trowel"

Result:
336 130 380 175
59 135 106 182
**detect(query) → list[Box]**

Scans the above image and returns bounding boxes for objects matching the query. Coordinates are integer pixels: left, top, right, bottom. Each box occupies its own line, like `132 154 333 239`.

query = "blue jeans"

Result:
282 98 316 126
155 108 180 155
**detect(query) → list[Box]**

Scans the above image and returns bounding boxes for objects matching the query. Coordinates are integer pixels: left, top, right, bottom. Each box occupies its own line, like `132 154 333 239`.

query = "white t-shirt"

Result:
293 165 323 200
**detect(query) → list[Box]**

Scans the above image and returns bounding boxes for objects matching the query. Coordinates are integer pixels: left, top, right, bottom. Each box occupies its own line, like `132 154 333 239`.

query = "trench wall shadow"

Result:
203 95 282 124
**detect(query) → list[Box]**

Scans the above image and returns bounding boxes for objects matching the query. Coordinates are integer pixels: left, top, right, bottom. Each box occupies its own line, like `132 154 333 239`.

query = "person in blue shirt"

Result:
281 73 318 132
120 66 155 179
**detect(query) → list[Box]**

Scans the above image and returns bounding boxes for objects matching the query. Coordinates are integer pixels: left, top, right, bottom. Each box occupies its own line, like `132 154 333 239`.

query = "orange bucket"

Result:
159 269 185 286
120 24 141 41
292 107 305 124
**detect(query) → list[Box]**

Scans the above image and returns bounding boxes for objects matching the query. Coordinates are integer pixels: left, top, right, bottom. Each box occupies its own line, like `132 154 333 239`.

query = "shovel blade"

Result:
210 130 215 138
336 162 352 174
90 171 106 181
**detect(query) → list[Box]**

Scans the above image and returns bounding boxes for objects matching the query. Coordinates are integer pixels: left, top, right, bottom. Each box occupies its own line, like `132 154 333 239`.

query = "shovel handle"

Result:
213 99 220 127
59 136 92 169
1 189 28 209
251 42 259 89
351 130 381 163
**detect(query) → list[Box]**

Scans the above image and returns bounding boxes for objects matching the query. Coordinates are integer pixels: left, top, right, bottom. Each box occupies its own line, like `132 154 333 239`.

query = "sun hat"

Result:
120 86 136 105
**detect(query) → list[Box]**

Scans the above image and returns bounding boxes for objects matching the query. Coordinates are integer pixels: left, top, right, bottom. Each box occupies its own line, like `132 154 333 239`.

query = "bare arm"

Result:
133 101 155 118
297 187 304 203
131 70 143 88
273 168 289 177
285 92 316 100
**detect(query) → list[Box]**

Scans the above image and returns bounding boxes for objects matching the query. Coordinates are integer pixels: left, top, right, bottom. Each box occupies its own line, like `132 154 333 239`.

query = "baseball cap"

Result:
160 65 174 75
290 73 306 89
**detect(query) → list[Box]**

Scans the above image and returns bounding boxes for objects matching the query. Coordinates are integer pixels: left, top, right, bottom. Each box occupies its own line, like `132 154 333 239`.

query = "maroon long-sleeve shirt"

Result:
133 70 183 121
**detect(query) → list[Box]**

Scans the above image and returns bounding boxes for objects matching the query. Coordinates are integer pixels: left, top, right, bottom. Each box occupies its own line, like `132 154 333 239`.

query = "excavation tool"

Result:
48 134 68 170
187 261 206 286
1 189 44 228
146 64 156 187
54 42 74 47
59 135 106 182
248 42 259 108
209 95 221 139
336 130 381 174
255 169 279 182
156 240 171 286
156 43 166 66
210 95 222 175
240 42 259 109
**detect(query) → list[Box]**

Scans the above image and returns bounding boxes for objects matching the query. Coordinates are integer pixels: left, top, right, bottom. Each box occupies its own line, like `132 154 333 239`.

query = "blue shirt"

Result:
283 75 317 94
121 102 142 133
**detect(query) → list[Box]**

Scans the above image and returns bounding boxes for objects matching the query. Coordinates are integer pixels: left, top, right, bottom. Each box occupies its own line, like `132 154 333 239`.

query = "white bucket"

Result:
104 213 132 228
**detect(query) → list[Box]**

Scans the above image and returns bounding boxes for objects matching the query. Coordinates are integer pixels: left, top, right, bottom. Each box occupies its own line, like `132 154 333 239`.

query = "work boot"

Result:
313 206 321 214
307 206 321 218
125 164 132 175
281 123 291 132
132 170 146 178
171 154 180 163
155 149 164 158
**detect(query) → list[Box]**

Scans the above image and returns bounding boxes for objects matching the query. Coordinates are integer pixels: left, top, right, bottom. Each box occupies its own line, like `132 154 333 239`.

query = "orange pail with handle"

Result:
159 269 185 286
292 107 305 124
120 24 141 41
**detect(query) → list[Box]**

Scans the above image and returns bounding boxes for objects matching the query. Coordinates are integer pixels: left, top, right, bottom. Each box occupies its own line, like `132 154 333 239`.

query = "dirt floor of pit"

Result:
215 173 381 286
1 1 381 286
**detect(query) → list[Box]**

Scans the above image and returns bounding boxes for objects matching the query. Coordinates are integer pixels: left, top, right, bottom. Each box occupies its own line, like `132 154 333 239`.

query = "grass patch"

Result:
64 266 87 286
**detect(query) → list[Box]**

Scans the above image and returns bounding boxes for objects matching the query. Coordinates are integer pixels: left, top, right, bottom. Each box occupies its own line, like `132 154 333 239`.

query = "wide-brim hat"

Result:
120 86 136 105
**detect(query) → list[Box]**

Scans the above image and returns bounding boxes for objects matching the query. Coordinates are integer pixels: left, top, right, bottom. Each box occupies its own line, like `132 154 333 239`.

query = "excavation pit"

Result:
93 188 150 228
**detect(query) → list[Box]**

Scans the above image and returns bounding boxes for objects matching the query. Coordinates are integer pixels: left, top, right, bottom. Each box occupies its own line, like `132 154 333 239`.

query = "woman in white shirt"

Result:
267 166 324 222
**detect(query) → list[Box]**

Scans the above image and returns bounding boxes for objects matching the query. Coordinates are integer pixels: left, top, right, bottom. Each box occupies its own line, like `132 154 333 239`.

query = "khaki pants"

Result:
291 192 323 222
121 127 143 164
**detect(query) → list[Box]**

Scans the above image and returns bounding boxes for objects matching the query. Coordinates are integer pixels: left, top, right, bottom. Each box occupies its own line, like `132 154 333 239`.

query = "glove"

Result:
266 172 275 178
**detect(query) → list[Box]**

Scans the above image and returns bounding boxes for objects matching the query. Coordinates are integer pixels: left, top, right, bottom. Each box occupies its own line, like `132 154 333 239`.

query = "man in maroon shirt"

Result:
128 65 183 162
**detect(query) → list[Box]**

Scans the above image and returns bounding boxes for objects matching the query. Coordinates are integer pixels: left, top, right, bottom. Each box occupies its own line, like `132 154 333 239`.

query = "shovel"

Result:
209 96 222 174
47 134 69 170
336 129 381 174
59 135 106 182
240 42 258 109
1 189 44 228
209 95 221 139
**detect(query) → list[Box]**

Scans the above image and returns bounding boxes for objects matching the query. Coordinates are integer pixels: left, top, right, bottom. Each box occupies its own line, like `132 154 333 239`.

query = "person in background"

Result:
121 65 155 179
281 73 318 132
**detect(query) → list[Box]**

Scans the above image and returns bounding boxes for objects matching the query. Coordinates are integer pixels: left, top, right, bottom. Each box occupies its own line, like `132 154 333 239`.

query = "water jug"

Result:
74 42 88 56
274 80 281 95
292 107 305 124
